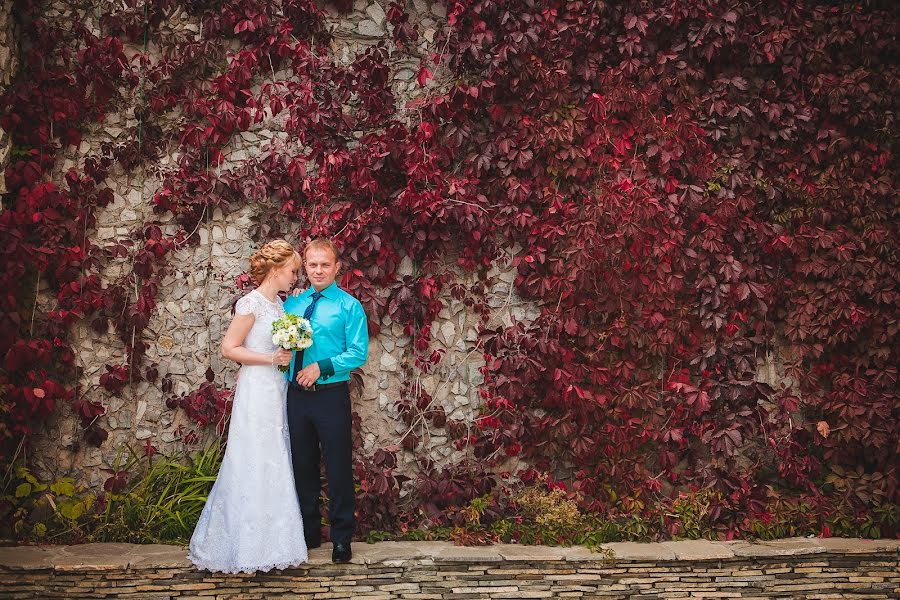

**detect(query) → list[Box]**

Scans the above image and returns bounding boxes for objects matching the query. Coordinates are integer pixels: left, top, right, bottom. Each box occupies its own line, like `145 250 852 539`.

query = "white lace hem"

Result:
188 552 308 574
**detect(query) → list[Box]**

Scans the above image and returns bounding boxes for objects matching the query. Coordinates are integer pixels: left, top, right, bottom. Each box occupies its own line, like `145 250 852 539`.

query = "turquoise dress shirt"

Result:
282 281 369 384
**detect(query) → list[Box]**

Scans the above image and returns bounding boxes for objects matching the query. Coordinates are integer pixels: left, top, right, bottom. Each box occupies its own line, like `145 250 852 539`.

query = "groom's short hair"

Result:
304 238 340 262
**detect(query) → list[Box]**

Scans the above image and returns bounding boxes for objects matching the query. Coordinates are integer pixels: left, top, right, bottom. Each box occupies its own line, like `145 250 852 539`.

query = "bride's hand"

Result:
272 349 293 367
291 287 304 297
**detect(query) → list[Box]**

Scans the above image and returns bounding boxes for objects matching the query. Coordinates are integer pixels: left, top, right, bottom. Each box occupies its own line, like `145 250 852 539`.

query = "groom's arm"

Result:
318 300 369 379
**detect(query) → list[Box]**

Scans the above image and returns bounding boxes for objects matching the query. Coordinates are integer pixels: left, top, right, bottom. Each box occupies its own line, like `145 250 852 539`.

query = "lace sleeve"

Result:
234 293 258 317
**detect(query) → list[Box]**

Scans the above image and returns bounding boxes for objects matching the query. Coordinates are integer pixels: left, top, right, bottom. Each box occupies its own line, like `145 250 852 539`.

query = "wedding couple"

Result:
188 238 369 573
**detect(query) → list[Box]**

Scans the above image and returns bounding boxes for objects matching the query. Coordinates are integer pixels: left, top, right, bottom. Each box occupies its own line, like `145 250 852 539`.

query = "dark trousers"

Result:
286 382 355 546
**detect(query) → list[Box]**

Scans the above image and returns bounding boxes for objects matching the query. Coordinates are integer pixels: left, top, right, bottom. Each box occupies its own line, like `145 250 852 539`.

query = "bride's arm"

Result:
221 314 292 367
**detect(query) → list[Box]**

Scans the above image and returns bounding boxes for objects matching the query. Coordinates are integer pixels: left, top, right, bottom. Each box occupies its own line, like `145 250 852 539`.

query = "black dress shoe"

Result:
306 539 321 550
332 542 352 563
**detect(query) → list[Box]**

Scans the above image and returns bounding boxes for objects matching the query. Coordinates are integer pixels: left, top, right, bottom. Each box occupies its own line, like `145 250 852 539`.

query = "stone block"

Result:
495 545 567 562
818 538 900 554
660 540 735 561
432 545 503 562
604 542 677 561
0 545 61 570
357 542 430 565
126 544 193 568
366 2 386 25
725 537 827 557
357 19 384 37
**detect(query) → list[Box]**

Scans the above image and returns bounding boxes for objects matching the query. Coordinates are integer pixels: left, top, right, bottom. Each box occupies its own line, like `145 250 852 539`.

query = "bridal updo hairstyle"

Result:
248 239 301 285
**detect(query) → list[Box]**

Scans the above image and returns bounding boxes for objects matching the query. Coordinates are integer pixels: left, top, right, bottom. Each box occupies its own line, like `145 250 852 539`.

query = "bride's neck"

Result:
256 283 279 302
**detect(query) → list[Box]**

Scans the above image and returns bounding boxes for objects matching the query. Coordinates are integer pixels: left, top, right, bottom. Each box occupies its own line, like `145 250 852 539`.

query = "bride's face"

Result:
269 259 300 293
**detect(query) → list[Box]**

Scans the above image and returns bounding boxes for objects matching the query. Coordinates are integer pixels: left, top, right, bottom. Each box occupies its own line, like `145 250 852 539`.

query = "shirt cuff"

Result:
318 358 335 379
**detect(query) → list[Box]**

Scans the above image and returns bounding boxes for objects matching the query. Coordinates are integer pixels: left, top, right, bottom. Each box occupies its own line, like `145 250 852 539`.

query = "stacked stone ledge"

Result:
0 538 898 599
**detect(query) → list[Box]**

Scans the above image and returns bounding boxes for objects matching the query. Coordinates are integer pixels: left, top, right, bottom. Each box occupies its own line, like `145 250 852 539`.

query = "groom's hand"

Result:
295 362 321 388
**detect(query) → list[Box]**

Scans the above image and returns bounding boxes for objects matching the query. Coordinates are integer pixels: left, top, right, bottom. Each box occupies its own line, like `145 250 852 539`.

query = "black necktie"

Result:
291 291 323 381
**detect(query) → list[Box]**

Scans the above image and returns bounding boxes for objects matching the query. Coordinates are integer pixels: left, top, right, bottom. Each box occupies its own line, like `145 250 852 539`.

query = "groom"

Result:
284 238 369 563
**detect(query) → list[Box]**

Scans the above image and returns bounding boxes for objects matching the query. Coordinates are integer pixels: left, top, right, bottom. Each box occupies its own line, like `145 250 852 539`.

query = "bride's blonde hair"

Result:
248 239 301 285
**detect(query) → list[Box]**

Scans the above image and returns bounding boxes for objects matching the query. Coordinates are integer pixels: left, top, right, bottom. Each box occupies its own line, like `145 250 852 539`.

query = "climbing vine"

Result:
0 0 896 539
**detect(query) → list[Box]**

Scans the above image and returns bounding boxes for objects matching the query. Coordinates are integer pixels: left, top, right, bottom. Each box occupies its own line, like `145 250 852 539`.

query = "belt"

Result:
289 381 347 393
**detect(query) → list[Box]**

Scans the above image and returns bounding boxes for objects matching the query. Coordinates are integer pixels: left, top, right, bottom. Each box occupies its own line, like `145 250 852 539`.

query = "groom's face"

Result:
304 246 340 292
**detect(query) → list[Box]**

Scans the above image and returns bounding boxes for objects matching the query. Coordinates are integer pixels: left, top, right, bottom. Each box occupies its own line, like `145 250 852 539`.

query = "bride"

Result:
189 239 308 572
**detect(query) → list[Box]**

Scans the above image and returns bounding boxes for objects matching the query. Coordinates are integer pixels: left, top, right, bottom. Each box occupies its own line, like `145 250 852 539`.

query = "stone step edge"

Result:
0 537 897 572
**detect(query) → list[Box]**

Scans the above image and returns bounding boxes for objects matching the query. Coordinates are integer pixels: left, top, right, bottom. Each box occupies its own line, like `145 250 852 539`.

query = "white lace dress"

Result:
188 290 308 573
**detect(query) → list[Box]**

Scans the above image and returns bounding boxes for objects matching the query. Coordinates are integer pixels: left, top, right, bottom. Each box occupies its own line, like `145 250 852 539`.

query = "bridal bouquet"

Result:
271 314 313 372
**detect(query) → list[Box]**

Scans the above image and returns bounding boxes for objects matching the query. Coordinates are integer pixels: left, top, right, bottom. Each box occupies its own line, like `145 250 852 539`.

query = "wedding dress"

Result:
189 290 308 573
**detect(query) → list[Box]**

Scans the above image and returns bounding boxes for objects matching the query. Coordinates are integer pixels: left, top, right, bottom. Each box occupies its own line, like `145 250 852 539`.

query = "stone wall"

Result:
25 0 542 487
21 0 792 489
0 0 17 195
0 538 898 599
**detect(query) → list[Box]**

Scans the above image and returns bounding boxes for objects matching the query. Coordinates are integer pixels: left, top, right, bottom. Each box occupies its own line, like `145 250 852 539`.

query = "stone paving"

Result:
0 538 898 598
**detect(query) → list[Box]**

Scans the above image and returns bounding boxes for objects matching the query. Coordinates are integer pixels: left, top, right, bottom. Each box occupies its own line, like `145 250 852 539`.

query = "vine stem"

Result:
175 204 208 248
0 437 27 494
29 272 40 336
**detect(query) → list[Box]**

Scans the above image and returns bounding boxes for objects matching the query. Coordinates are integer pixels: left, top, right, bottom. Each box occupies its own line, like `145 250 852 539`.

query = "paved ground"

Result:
1 537 897 569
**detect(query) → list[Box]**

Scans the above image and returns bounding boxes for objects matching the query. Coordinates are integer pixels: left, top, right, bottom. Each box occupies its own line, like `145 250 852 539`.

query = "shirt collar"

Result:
303 281 338 299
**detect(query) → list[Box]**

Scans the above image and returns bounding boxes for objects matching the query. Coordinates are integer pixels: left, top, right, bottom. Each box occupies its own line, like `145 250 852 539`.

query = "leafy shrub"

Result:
1 440 223 544
1 467 96 543
95 439 224 544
